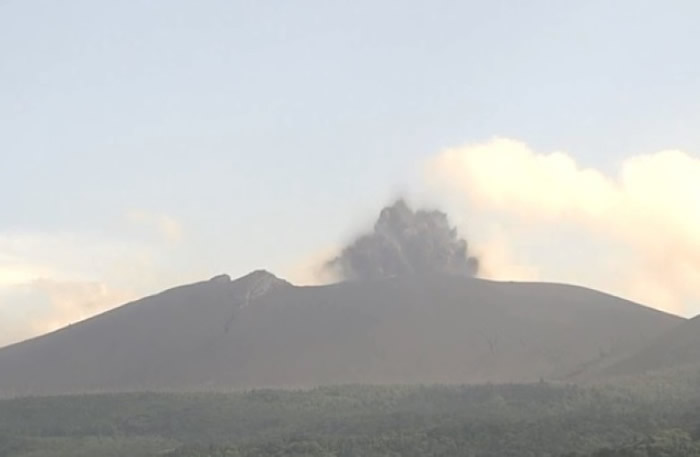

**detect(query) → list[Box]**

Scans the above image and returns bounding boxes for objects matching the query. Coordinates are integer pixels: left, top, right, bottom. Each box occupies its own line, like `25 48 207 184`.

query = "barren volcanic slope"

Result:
0 271 683 396
600 314 700 377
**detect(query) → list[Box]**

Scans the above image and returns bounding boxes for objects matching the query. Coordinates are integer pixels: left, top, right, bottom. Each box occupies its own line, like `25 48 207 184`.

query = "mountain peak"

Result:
209 274 232 283
208 270 288 286
226 270 292 303
235 269 288 287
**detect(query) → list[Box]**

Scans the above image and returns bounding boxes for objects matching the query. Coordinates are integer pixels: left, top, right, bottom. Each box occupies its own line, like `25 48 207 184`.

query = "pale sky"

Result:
2 0 700 346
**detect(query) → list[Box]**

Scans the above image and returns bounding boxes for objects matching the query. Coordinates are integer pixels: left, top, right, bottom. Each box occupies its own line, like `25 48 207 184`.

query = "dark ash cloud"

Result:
326 199 479 281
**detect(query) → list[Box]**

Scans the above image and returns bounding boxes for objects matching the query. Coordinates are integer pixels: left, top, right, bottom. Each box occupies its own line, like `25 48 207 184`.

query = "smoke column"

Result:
326 199 479 281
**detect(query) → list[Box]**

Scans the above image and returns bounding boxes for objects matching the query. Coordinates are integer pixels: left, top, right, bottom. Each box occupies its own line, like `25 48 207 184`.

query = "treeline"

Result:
1 382 700 457
562 429 700 457
165 430 700 457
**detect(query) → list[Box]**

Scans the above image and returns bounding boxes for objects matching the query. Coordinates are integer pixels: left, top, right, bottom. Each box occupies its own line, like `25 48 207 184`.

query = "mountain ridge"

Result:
0 272 684 397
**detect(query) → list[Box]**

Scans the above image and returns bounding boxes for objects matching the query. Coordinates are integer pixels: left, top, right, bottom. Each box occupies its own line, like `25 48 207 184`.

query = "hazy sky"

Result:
2 0 700 345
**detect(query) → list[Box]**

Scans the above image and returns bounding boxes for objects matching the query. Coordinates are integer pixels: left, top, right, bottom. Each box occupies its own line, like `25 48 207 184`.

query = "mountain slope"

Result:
0 272 683 396
599 314 700 377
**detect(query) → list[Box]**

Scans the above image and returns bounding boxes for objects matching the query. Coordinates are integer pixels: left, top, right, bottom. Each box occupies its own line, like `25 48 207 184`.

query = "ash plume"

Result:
326 199 479 281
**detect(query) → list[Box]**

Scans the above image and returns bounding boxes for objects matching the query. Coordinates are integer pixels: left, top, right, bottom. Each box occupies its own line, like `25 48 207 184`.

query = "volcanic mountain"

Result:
0 271 683 396
597 313 700 378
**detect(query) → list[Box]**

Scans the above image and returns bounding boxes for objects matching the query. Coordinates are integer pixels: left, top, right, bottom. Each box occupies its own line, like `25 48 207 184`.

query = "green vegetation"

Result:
565 430 700 457
1 382 700 456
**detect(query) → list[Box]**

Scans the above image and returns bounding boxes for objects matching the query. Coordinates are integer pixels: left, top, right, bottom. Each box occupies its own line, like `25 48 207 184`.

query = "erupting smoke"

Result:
326 199 479 281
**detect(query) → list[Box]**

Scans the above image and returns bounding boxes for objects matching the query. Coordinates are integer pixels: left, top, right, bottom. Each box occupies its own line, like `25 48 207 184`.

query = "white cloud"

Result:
0 227 190 347
0 279 134 345
429 138 700 316
474 229 541 282
27 278 134 334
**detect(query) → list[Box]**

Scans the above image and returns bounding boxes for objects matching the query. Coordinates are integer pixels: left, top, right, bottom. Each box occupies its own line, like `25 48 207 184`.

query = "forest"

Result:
2 376 700 457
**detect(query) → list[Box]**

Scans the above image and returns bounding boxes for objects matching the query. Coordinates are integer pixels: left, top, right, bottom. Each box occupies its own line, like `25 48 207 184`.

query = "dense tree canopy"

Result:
1 381 700 457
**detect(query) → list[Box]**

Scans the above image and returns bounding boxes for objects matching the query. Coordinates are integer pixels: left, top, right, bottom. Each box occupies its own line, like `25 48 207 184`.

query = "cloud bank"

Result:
429 138 700 315
0 210 188 347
